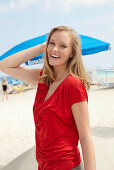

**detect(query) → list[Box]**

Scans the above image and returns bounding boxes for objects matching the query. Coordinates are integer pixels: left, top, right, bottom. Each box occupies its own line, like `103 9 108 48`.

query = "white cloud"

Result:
0 0 39 13
44 0 52 11
60 0 109 6
43 0 114 12
1 0 113 13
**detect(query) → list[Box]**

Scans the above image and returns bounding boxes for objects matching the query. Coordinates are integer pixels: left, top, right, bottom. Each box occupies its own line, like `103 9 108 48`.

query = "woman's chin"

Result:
48 60 59 67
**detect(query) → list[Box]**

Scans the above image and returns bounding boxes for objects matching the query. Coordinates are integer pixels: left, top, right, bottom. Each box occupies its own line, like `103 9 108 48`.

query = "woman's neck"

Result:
53 67 70 82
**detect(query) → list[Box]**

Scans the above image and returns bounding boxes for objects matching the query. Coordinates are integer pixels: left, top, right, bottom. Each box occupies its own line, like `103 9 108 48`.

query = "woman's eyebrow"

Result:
60 41 69 46
50 38 55 41
50 39 69 46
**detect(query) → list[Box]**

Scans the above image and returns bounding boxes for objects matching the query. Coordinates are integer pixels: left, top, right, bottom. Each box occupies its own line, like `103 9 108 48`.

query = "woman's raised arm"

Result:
0 43 45 84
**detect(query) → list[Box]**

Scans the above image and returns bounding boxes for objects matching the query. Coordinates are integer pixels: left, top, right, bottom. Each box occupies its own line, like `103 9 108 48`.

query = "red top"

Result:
33 74 88 170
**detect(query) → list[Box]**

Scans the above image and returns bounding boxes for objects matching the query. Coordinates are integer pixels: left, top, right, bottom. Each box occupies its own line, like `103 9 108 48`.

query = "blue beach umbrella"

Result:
0 33 110 66
8 79 23 85
8 80 20 85
80 35 110 55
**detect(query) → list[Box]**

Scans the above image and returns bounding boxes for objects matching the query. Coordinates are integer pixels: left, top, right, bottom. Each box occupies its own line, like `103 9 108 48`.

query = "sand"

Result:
0 89 37 167
0 85 114 170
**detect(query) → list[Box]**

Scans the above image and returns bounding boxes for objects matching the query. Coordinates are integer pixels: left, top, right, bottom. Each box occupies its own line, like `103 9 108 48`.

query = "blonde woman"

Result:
2 78 9 101
0 26 96 170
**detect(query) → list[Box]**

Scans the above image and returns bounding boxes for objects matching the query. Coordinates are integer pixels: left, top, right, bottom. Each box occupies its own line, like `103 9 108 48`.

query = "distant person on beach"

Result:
0 26 96 170
1 78 9 101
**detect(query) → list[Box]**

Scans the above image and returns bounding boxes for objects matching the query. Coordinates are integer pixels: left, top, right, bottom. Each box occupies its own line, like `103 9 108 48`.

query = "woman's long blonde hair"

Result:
40 26 90 90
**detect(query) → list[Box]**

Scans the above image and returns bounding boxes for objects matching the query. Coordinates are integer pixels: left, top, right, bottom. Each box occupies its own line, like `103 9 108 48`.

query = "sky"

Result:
0 0 114 71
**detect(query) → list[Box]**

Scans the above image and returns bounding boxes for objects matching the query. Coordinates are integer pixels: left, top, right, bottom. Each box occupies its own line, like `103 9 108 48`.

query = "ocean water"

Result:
97 70 114 77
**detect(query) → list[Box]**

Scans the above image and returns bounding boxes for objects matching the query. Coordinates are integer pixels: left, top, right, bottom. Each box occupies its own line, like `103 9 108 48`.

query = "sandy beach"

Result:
0 85 114 170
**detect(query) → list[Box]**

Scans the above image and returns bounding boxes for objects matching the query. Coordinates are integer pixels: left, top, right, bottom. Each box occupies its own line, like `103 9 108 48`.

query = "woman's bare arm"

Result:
0 43 45 84
71 101 96 170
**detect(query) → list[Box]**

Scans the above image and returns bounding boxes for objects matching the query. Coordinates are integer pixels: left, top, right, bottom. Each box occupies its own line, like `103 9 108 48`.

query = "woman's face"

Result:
47 31 73 69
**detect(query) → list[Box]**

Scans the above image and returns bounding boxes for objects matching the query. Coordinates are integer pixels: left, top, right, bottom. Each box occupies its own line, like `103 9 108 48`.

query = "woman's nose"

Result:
52 45 58 52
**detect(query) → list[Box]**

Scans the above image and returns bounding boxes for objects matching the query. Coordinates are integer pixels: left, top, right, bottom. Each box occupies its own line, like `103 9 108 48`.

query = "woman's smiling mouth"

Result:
51 54 60 59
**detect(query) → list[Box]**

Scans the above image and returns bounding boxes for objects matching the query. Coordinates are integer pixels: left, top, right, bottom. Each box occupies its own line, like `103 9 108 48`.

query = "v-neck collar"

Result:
43 74 71 103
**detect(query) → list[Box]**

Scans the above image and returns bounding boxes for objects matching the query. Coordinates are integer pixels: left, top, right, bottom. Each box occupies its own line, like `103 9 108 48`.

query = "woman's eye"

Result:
60 45 66 48
49 41 55 45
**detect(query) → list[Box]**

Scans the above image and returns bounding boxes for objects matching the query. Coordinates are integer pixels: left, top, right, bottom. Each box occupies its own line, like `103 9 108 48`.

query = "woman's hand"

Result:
41 42 46 52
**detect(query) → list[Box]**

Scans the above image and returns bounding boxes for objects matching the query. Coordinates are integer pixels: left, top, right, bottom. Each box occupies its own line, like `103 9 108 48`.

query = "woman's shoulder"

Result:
63 75 88 105
65 74 83 87
2 82 7 85
64 74 88 94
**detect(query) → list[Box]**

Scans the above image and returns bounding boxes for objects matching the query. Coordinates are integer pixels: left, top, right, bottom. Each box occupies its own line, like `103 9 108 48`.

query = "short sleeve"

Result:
67 77 88 107
40 70 43 76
